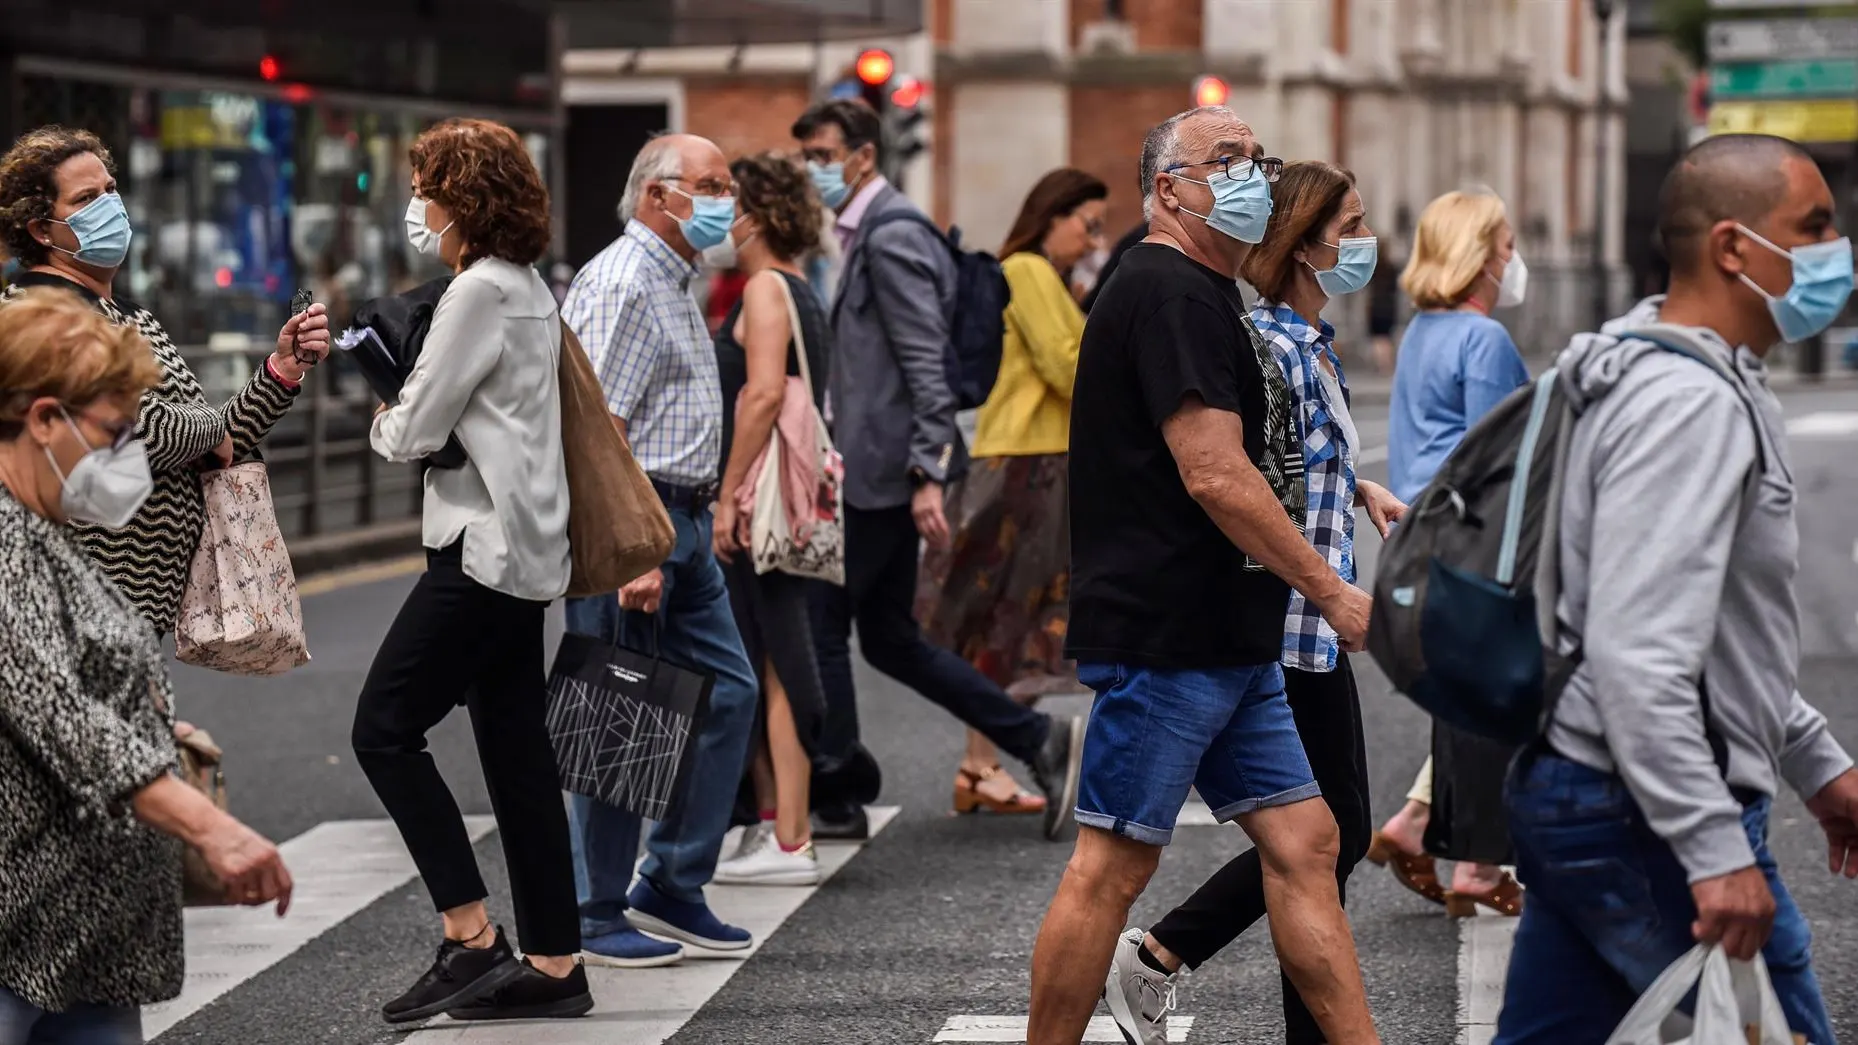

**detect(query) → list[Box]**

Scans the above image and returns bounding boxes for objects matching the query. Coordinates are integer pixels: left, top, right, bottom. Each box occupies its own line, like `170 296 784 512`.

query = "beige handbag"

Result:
560 323 676 597
174 462 311 675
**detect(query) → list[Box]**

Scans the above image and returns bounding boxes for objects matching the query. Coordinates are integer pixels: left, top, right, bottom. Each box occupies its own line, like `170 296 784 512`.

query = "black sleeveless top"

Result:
714 270 833 470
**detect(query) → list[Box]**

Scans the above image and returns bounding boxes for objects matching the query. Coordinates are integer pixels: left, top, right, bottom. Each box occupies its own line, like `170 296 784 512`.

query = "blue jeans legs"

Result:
0 987 140 1045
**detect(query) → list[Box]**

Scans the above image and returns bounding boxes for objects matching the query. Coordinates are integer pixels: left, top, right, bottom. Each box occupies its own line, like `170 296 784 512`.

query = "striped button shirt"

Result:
1252 300 1356 673
562 221 722 486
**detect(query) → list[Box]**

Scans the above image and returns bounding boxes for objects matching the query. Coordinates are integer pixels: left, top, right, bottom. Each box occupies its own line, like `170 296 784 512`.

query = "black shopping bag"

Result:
545 631 713 822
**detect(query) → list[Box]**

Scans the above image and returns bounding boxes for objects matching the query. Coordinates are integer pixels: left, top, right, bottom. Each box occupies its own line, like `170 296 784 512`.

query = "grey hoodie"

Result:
1548 297 1853 881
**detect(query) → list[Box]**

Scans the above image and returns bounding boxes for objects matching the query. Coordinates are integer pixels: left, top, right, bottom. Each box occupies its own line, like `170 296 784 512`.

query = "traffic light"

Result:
829 50 931 186
855 49 894 112
1194 75 1229 108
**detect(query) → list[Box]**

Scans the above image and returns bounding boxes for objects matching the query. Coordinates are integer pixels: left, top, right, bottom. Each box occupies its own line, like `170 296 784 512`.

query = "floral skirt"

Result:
916 453 1076 697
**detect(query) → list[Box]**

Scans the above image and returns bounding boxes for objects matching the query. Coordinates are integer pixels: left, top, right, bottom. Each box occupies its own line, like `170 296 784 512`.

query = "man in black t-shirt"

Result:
1027 107 1379 1045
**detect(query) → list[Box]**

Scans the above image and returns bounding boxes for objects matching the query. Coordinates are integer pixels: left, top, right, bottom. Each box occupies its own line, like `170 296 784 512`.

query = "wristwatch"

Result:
908 466 932 489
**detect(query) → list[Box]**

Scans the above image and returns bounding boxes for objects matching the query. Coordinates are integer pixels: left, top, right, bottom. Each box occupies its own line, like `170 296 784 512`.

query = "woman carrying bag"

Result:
710 151 839 887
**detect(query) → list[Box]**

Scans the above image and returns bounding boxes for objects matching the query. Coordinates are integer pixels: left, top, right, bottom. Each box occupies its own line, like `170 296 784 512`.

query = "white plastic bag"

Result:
1605 944 1798 1045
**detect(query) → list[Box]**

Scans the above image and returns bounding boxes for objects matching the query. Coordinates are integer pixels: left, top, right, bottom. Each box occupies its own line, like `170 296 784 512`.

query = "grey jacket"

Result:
830 185 966 511
1548 306 1853 881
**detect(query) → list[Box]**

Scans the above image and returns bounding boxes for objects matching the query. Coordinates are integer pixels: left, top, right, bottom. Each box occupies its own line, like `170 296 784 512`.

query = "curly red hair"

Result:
409 119 551 266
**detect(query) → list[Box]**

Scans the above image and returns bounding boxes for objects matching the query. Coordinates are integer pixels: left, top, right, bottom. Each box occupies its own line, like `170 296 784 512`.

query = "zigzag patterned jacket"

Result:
4 272 299 634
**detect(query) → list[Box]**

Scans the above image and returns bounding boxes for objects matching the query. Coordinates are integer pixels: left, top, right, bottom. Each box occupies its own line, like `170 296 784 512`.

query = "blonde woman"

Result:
1366 189 1529 917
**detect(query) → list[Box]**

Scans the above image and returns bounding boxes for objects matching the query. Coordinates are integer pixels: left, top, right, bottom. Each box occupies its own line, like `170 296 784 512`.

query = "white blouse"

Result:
371 257 572 602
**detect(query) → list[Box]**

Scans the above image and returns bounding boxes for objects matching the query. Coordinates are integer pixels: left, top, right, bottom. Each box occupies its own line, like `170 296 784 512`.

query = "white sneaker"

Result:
1103 927 1179 1045
726 822 772 863
713 839 821 886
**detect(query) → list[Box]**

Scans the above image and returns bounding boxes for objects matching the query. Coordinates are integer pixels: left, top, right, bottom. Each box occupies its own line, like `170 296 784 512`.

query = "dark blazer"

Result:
829 184 964 511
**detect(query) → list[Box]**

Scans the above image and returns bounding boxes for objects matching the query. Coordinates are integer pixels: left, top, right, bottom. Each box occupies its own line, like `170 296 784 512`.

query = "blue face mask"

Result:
1309 235 1378 296
52 192 133 268
810 161 850 209
1171 168 1273 244
1736 225 1854 344
668 187 736 252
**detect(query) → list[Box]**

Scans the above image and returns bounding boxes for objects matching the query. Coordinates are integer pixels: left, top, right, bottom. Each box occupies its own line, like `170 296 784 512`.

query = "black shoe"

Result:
810 805 870 841
382 928 522 1025
1029 714 1086 842
446 959 594 1021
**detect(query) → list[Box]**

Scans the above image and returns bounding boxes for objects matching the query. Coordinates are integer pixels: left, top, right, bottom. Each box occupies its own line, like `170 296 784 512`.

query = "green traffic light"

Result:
356 172 370 191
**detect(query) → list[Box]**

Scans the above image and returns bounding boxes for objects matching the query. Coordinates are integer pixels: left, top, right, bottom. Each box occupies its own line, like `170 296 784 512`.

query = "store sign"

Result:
1707 17 1858 61
1707 99 1858 142
1710 58 1858 98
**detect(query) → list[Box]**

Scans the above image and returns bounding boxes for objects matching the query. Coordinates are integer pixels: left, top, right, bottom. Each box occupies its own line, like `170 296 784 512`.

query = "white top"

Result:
371 257 571 601
1316 358 1359 469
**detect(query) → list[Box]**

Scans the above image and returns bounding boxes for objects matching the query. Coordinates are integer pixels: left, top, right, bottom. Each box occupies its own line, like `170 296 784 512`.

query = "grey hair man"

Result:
1491 133 1857 1044
558 133 763 968
1026 105 1379 1045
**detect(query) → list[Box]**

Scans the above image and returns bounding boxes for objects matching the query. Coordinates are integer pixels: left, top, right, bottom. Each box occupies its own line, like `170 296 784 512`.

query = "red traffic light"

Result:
890 77 925 109
259 55 281 82
856 49 894 86
1194 75 1229 107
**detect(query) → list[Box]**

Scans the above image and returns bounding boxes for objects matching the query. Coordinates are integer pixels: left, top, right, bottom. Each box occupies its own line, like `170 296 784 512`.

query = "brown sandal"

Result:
1444 871 1525 917
953 765 1048 815
1365 831 1447 906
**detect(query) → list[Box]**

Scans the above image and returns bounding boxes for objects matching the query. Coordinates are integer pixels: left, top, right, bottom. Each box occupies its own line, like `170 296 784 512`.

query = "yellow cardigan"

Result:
972 252 1084 458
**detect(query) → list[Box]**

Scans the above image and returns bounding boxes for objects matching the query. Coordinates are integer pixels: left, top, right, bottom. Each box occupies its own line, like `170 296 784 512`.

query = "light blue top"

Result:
1386 310 1530 503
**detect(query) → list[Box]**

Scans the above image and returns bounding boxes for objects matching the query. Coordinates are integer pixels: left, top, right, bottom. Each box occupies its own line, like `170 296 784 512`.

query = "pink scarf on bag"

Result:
734 375 821 544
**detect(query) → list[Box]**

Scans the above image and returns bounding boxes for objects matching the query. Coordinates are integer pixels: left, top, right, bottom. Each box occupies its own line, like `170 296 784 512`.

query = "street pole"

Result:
1590 0 1615 329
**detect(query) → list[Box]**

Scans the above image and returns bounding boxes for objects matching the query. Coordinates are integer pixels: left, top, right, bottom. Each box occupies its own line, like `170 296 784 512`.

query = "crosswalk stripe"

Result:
143 816 499 1038
1788 411 1858 437
1454 914 1519 1045
413 806 901 1044
933 1015 1195 1042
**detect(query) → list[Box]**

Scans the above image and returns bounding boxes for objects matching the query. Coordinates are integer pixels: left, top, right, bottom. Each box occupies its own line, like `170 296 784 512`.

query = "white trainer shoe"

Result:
726 822 772 863
713 839 821 886
1103 927 1179 1045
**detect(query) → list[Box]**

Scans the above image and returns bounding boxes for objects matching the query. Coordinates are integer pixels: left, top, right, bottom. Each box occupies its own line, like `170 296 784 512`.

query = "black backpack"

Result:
863 210 1009 410
1366 325 1763 745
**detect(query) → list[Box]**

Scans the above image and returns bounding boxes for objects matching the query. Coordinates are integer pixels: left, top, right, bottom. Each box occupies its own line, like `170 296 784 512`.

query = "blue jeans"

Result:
1495 753 1835 1045
0 986 140 1045
1073 661 1319 846
563 505 759 935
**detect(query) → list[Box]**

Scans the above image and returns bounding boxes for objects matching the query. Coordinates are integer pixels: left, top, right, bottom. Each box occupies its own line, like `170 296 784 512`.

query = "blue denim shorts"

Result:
1074 661 1320 845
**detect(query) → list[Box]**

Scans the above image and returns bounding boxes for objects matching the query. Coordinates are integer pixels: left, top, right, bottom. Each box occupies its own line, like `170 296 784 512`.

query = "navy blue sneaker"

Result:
625 879 752 951
581 926 685 969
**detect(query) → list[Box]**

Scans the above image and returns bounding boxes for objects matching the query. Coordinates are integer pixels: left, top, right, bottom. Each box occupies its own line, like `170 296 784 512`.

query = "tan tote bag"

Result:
560 323 676 598
174 462 311 676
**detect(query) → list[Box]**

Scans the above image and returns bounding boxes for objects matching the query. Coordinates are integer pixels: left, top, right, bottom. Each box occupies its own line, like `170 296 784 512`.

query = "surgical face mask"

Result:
404 197 453 257
42 410 152 528
1308 236 1378 296
668 187 736 252
1496 253 1528 308
51 192 133 268
1735 224 1855 343
809 161 850 209
1171 168 1274 244
701 218 754 270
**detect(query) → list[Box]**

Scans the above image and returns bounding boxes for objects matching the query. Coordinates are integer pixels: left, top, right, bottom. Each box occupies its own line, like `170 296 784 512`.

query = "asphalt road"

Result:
149 391 1858 1045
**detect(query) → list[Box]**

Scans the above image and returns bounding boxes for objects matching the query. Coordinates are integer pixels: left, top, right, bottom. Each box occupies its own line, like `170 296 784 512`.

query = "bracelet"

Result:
264 356 302 390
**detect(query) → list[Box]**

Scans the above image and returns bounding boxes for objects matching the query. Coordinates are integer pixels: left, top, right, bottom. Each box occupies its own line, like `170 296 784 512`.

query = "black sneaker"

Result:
446 959 594 1021
1029 714 1086 842
382 928 522 1024
809 804 870 841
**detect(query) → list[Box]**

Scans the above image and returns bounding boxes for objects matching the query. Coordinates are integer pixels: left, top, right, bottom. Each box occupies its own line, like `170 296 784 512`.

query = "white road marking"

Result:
413 806 901 1044
142 816 498 1038
1454 912 1519 1045
1177 794 1223 827
1786 411 1858 438
934 1015 1196 1042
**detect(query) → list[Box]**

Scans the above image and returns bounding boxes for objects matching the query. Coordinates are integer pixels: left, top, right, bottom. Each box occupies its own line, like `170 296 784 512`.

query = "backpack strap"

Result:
862 209 950 250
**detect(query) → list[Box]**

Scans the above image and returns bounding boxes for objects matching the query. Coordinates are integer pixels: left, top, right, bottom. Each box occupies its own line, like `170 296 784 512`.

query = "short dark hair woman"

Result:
709 151 834 885
0 288 292 1043
1100 160 1416 1045
0 125 331 637
353 118 591 1025
918 167 1107 817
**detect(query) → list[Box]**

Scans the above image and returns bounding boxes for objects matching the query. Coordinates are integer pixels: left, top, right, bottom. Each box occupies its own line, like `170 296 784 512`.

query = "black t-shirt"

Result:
714 271 831 472
1066 243 1305 668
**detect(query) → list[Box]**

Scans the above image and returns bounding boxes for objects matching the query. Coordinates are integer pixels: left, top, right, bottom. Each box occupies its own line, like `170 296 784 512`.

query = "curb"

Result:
288 519 423 578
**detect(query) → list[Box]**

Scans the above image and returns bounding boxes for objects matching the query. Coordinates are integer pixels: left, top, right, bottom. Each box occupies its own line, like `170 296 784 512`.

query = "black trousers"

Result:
809 504 1051 806
1147 655 1372 1045
351 542 580 957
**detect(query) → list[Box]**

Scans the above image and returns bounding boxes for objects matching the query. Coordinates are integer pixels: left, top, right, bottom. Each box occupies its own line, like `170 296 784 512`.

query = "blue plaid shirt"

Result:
562 221 722 486
1252 300 1356 672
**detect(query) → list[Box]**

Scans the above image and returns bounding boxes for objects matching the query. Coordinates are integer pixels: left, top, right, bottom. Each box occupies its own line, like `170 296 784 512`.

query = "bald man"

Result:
560 133 761 968
1494 134 1857 1043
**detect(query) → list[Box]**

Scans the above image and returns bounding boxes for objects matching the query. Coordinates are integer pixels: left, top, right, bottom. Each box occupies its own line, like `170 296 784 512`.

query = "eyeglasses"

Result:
664 176 737 198
1164 155 1285 184
1079 215 1105 237
65 406 136 451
